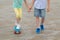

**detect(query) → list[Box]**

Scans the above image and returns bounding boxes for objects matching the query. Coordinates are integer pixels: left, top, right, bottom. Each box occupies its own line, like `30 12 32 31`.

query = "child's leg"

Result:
34 8 40 28
41 18 44 25
40 9 46 25
40 9 46 30
14 8 22 26
34 8 43 33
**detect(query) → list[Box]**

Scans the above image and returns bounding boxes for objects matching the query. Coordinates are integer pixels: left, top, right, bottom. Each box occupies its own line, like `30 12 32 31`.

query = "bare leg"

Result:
16 17 21 24
41 17 45 25
36 17 40 27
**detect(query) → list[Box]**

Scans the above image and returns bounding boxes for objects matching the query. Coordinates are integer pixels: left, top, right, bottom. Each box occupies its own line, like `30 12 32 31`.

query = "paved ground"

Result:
0 0 60 40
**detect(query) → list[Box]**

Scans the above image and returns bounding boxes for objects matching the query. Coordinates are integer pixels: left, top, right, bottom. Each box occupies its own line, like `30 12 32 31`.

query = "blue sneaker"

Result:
36 28 41 34
40 25 44 31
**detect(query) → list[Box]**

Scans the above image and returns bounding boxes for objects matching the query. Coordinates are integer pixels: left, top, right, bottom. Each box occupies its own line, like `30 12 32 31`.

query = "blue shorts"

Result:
34 8 46 18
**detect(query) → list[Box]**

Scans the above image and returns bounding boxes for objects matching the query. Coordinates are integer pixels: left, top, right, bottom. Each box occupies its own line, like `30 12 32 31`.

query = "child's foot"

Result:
40 25 44 31
14 25 21 34
36 28 41 34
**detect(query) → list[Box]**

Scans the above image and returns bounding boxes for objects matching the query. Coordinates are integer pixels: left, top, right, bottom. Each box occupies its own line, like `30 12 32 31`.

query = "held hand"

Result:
28 6 32 12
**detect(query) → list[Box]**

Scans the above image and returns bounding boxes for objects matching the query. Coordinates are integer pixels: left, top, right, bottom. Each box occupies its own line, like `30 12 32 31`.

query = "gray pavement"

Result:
0 0 60 40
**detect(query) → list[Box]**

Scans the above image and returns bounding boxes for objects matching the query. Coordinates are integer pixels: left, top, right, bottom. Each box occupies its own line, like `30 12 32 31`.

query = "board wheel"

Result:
14 31 21 34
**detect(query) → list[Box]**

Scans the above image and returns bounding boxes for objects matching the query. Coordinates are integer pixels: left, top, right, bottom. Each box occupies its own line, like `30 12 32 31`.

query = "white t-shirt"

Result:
34 0 47 9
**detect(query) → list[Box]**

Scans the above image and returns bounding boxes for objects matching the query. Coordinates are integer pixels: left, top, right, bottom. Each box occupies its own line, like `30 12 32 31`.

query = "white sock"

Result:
17 24 20 27
41 23 43 25
37 26 40 28
16 24 21 29
15 21 21 28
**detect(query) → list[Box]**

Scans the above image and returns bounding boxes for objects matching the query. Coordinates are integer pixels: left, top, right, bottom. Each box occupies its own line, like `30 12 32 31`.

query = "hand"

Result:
47 7 50 12
28 6 32 12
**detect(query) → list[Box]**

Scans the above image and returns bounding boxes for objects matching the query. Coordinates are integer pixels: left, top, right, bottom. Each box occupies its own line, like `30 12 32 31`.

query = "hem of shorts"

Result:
34 16 45 18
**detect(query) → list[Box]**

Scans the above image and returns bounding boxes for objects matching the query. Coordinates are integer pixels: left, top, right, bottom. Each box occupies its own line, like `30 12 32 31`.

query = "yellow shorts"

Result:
14 8 22 18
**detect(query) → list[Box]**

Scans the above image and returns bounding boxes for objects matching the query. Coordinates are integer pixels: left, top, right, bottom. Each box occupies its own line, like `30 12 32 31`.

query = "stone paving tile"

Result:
0 0 60 40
